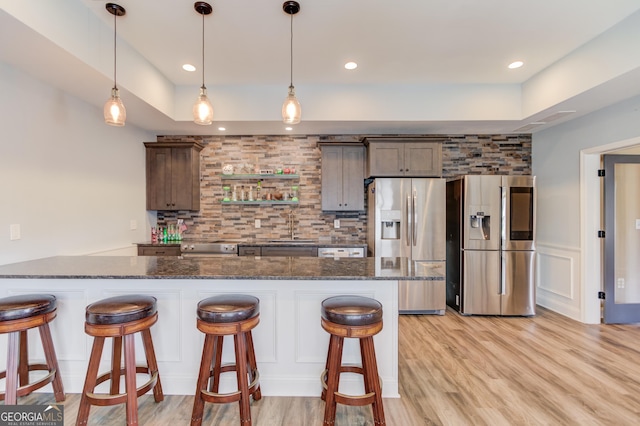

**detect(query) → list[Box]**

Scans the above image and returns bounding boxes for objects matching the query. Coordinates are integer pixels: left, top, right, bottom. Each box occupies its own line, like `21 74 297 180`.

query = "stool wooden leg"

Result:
191 334 215 426
209 335 223 393
39 323 65 402
245 330 261 401
18 330 29 387
5 332 20 405
234 332 251 426
123 334 139 426
323 334 344 426
361 337 385 425
77 336 105 426
110 336 122 395
141 328 164 402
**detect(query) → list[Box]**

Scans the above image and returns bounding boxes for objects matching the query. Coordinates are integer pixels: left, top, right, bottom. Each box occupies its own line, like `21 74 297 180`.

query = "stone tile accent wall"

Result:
154 133 531 241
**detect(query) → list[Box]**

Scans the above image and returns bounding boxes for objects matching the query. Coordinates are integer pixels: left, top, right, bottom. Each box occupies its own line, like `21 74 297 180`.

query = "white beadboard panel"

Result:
0 278 398 396
536 243 582 321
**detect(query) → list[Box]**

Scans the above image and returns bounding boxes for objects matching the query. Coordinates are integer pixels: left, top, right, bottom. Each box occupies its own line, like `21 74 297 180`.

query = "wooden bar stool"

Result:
76 295 163 426
0 294 65 405
321 295 385 425
191 294 261 426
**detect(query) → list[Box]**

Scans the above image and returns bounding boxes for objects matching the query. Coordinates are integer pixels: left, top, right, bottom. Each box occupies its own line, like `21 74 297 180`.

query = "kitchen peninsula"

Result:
0 256 444 398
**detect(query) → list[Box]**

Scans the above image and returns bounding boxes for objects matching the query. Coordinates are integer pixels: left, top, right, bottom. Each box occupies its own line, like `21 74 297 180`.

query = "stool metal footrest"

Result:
320 366 380 407
0 364 57 400
200 366 260 404
85 366 160 406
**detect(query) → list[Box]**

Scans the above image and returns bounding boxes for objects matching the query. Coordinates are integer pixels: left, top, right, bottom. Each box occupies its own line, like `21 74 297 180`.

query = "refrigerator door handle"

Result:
406 194 411 246
412 190 417 246
500 251 506 295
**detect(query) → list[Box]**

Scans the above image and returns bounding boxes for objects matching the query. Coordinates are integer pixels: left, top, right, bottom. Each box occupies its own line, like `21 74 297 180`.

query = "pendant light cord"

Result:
113 8 118 90
201 11 205 89
289 11 293 87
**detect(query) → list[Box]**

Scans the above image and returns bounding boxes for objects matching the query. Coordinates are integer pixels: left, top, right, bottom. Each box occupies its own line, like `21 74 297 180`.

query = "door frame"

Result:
581 136 640 324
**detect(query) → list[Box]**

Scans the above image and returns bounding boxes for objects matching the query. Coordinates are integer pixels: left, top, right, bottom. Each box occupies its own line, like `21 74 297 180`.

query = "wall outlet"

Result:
334 219 340 229
255 219 261 229
130 219 138 230
9 224 20 240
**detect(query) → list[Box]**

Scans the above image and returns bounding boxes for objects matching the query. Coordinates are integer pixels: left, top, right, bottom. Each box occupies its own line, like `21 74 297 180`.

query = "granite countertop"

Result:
0 256 444 281
136 239 367 248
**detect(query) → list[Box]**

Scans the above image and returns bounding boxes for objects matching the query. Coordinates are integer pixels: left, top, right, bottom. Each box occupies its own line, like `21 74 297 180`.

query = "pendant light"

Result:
104 3 126 126
282 1 301 125
193 2 214 125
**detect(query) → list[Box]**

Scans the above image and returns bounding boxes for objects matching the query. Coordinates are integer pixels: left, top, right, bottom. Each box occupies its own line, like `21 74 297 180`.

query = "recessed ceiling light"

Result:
508 61 524 69
218 127 226 131
182 64 196 72
285 127 293 131
344 62 358 70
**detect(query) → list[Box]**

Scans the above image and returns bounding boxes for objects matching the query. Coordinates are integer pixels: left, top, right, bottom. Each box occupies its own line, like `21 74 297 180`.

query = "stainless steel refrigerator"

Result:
367 178 446 314
446 175 536 316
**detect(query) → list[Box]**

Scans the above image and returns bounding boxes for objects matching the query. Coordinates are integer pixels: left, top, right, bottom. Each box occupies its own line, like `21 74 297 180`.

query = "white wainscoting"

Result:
0 278 399 398
535 243 582 321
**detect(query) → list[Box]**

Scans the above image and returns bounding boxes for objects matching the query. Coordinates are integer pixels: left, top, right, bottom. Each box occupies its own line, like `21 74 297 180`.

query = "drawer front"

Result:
239 246 262 256
261 246 318 257
138 246 181 256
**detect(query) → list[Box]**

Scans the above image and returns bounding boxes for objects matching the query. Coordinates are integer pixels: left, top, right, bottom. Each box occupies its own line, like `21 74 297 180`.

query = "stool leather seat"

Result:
321 295 383 326
197 294 259 323
85 295 157 325
0 294 57 322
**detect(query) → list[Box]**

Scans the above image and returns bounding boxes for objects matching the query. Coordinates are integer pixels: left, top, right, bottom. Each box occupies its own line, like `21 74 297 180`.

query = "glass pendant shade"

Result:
282 85 301 124
193 86 214 125
104 87 126 126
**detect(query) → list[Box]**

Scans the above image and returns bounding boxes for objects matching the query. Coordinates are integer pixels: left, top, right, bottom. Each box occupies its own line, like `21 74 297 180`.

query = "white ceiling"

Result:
2 0 640 136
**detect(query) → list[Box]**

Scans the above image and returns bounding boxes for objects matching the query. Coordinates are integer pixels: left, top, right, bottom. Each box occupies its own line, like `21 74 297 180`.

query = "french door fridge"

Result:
446 175 536 316
367 178 446 313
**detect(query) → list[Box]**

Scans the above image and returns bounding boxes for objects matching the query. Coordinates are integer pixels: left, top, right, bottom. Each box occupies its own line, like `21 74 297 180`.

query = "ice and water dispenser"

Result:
469 207 491 240
380 211 401 239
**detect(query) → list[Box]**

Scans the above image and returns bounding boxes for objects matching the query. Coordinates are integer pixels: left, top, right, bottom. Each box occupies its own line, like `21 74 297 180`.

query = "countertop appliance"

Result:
367 178 446 314
180 241 238 257
446 175 536 316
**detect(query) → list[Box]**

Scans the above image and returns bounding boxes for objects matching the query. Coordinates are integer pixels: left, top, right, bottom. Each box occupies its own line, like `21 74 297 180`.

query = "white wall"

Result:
533 94 640 322
0 60 155 265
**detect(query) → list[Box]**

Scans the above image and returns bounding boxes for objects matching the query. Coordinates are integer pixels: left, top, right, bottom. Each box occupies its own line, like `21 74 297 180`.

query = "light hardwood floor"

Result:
19 307 640 425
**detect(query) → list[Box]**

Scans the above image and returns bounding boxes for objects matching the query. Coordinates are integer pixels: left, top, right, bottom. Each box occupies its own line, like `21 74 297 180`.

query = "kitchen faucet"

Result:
288 209 295 240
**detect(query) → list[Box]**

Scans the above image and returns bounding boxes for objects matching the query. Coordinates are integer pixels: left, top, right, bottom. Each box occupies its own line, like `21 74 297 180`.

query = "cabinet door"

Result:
145 142 202 211
403 142 442 177
341 146 364 211
146 147 173 210
321 146 345 210
170 148 199 210
367 142 404 176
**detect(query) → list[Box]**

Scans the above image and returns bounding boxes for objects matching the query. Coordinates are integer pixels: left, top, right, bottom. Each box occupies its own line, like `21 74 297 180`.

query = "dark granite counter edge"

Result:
0 274 441 281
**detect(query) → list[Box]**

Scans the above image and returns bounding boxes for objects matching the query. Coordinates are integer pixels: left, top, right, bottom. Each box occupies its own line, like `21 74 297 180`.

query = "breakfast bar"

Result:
0 256 444 398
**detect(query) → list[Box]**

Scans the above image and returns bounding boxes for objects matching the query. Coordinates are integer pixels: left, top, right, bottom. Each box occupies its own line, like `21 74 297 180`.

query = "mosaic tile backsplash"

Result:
154 134 531 241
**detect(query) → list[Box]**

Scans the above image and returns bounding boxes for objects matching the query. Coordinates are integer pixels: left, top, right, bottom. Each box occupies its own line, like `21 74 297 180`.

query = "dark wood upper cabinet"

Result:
144 141 203 211
363 138 443 177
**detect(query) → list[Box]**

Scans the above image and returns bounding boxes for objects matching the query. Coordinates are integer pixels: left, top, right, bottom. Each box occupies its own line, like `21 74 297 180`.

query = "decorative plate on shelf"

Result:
222 164 234 175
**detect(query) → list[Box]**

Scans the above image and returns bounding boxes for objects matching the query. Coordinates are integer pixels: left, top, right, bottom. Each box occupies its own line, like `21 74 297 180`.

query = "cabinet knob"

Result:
399 169 404 172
